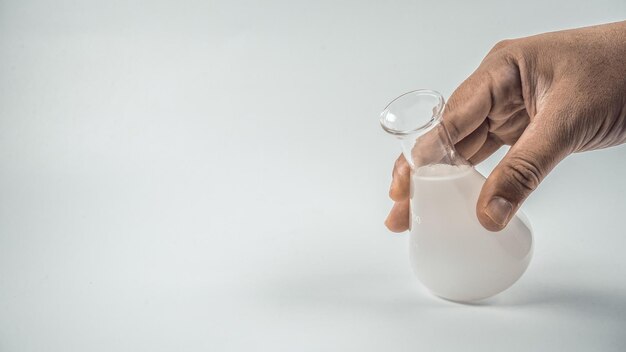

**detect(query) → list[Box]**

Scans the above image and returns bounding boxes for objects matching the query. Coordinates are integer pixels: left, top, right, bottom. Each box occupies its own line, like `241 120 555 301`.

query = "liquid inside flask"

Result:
380 90 533 302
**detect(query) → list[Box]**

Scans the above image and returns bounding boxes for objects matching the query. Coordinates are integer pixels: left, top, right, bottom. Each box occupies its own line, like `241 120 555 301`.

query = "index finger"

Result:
442 71 493 144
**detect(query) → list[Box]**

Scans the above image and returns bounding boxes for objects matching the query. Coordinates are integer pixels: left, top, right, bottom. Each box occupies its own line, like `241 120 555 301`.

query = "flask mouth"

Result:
380 89 445 137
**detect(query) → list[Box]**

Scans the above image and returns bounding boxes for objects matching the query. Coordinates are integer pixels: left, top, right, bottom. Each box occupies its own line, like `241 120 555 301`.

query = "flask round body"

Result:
409 164 533 302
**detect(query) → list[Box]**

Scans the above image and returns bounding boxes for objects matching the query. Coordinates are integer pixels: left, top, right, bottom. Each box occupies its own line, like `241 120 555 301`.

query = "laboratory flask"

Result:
380 89 533 302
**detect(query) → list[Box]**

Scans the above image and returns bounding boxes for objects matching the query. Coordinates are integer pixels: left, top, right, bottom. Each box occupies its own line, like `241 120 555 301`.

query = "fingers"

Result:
455 120 490 160
389 154 410 201
385 199 410 232
468 134 503 165
476 110 571 231
442 57 524 145
386 49 527 233
387 154 410 232
442 72 493 144
488 108 530 145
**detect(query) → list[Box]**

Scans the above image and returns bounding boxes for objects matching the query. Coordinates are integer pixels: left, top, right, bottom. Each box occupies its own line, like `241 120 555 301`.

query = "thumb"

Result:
476 111 571 231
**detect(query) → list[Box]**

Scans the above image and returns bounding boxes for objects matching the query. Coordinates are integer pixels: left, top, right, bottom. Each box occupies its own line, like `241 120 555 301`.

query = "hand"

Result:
386 21 626 232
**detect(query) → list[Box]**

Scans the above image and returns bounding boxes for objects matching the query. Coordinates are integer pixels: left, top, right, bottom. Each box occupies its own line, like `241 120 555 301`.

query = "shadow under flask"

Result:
380 90 533 302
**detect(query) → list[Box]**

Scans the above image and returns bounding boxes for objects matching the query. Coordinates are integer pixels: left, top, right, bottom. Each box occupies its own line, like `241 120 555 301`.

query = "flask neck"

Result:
380 90 469 170
400 119 468 169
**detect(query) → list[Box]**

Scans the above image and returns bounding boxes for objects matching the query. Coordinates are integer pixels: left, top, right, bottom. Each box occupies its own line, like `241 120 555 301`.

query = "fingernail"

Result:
485 197 512 227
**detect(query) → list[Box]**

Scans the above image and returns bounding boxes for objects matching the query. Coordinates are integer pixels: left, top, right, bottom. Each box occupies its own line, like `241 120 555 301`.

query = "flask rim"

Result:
379 89 445 136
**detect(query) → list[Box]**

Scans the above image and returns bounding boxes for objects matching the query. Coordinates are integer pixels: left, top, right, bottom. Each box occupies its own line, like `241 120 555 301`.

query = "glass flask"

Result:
380 89 533 302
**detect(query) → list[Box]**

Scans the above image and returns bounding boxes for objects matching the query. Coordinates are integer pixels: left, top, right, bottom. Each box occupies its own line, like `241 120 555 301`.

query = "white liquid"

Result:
410 164 533 302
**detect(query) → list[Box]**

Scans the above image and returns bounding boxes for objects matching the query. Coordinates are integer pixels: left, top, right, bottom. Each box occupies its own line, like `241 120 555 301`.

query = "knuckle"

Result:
485 39 525 65
492 39 513 51
502 157 542 193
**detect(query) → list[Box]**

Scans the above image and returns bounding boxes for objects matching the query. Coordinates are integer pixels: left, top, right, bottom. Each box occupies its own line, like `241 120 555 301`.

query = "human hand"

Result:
386 21 626 232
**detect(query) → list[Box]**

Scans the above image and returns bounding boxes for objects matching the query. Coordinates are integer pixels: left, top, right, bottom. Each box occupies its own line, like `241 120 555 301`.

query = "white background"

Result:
1 1 626 351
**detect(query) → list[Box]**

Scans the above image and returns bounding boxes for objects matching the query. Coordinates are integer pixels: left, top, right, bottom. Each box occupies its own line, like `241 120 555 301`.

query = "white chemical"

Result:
410 164 533 302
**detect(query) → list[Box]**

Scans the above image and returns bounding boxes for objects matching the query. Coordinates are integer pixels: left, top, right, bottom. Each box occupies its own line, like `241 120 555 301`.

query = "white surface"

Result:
1 1 626 351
